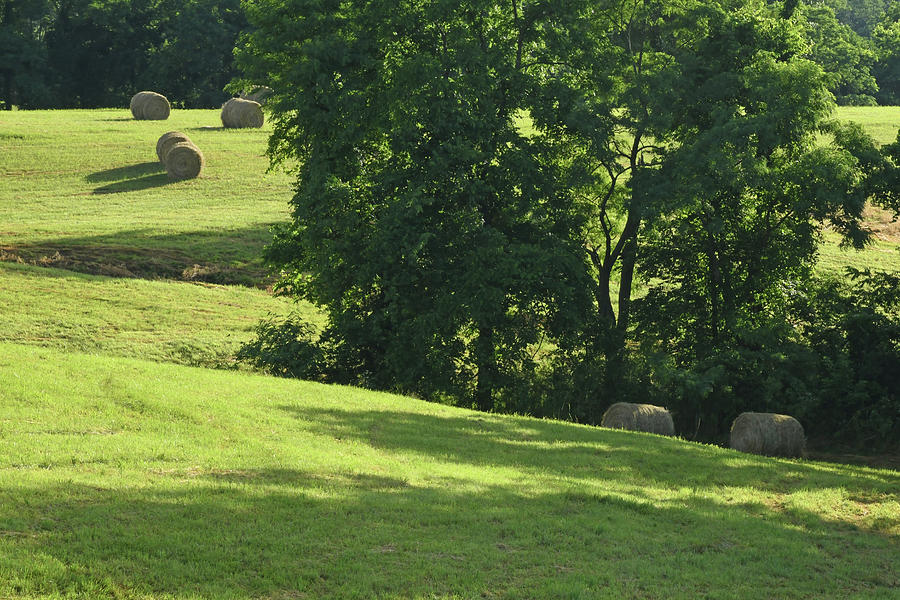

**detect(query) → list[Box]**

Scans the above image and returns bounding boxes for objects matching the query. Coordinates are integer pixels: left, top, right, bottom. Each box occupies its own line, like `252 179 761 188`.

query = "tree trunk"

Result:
616 235 637 333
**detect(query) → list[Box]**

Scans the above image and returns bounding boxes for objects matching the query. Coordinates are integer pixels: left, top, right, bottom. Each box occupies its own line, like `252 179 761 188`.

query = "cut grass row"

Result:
0 261 317 368
0 343 897 599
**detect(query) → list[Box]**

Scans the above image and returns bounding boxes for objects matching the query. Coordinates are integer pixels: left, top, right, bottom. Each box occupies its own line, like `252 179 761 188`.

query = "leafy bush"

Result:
637 270 899 451
237 314 323 381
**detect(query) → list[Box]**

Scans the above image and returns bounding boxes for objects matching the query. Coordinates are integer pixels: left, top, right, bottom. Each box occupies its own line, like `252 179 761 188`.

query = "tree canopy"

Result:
234 0 898 446
1 0 247 109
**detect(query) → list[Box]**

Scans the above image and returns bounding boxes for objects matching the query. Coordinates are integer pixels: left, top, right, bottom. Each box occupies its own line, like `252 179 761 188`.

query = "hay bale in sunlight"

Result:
156 131 193 163
730 412 805 458
164 141 204 180
129 92 145 115
600 402 675 436
221 98 264 128
130 91 170 120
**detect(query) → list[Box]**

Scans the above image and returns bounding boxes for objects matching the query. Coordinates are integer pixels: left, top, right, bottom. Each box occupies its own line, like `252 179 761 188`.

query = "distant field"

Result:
0 108 292 284
0 343 897 600
0 107 897 369
0 109 306 366
837 105 900 146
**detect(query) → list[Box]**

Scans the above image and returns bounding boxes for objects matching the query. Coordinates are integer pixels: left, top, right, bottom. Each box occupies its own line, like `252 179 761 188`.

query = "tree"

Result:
0 0 54 109
801 3 879 105
235 0 603 409
42 0 247 108
145 0 248 108
872 5 900 105
235 0 883 423
44 0 165 108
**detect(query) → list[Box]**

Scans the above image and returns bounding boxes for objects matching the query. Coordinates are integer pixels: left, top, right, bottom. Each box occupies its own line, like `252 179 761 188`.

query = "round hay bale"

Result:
600 402 675 436
165 141 204 180
130 91 155 119
129 92 147 116
221 97 264 128
156 131 193 163
130 91 170 120
730 412 805 458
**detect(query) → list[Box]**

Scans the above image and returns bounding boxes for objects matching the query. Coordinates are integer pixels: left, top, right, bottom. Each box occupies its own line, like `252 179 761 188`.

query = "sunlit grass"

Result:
0 343 897 599
0 108 292 284
0 261 315 368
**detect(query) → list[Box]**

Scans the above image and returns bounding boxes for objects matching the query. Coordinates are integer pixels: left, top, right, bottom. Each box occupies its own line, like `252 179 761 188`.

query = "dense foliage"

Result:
2 0 898 109
0 0 247 109
235 0 899 449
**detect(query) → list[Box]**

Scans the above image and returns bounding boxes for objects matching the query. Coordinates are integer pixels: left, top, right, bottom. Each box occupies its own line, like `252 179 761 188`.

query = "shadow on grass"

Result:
92 173 173 194
277 406 900 492
3 461 896 599
0 225 282 285
86 161 165 183
84 161 172 194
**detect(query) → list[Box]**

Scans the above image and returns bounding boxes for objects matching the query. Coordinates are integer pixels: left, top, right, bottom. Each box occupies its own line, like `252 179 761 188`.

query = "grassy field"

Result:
0 106 898 598
0 108 292 284
1 343 897 600
0 108 312 367
836 106 900 146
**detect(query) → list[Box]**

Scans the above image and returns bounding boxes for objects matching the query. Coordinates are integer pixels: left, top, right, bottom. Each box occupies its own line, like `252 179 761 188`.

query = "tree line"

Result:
1 0 898 110
232 0 900 451
0 0 246 109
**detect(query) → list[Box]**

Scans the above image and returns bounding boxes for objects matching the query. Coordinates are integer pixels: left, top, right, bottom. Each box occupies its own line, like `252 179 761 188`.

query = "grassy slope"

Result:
0 108 291 284
1 343 898 600
817 106 900 274
0 261 311 367
0 109 314 366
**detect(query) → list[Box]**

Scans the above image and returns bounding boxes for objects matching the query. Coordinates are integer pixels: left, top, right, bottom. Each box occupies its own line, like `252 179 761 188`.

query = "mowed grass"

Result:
1 343 898 600
0 108 292 284
837 105 900 146
1 108 315 366
0 261 315 368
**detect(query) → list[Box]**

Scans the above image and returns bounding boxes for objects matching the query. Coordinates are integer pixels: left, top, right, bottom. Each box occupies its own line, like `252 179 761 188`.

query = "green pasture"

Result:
836 106 900 145
0 343 897 599
0 261 314 368
0 108 292 284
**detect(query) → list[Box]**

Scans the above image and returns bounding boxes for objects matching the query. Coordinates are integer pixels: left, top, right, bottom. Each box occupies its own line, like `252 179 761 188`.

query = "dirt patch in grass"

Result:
0 244 268 286
863 204 900 243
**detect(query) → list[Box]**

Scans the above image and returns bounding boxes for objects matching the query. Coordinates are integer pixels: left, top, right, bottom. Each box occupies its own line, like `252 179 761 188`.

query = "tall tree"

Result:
0 0 54 108
872 4 900 105
45 0 164 107
800 3 879 104
145 0 248 108
235 0 881 419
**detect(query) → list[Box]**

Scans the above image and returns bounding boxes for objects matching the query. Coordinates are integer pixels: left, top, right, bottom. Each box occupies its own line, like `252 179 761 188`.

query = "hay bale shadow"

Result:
186 126 225 131
86 162 165 183
86 162 172 194
92 173 172 194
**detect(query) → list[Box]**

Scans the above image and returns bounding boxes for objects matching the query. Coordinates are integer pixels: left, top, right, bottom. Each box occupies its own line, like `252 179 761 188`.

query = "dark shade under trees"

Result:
1 0 247 109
